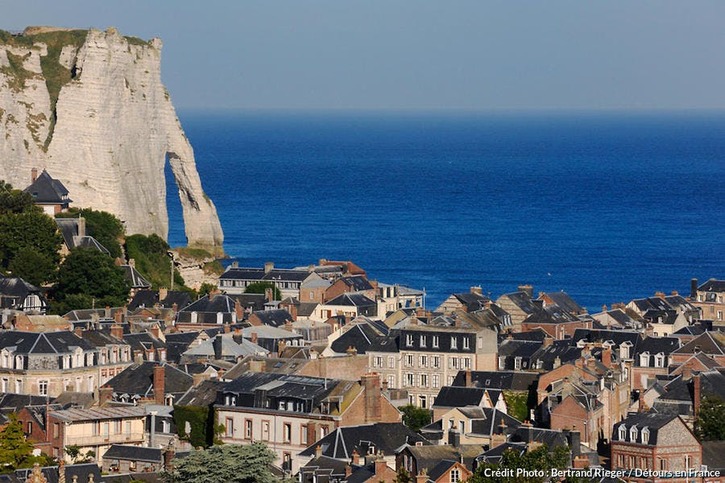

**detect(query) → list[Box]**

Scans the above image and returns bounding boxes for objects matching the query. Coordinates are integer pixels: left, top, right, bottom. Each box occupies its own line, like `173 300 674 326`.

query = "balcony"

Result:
64 432 145 446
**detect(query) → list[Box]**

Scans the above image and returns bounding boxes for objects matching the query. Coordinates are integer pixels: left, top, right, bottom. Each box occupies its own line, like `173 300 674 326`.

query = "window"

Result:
432 356 440 368
27 421 32 434
420 335 427 347
432 336 440 348
618 425 626 441
405 354 414 367
387 374 396 388
245 419 253 439
225 418 234 438
406 373 414 386
162 420 170 433
420 374 428 387
640 352 649 367
38 380 48 396
462 357 470 369
114 420 121 434
432 374 440 388
629 426 638 443
419 395 427 408
659 458 666 471
450 468 460 483
53 423 59 438
406 334 414 347
420 355 427 367
641 427 649 444
463 337 470 350
685 455 691 468
262 421 270 441
300 424 308 445
283 423 291 443
514 357 522 370
0 379 6 392
451 337 458 349
373 356 382 368
498 356 506 370
388 356 395 368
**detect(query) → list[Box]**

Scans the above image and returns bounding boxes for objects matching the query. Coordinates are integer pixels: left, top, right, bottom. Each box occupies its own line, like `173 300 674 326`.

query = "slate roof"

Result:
104 444 163 463
433 387 486 408
123 332 165 353
702 441 725 471
176 380 225 407
541 292 585 314
0 330 94 353
498 339 543 359
499 291 538 314
0 393 49 413
300 455 349 482
23 169 70 203
612 412 681 445
221 267 310 282
427 460 459 482
476 442 527 464
672 331 725 356
0 277 42 299
325 293 377 307
228 293 266 313
469 407 523 436
180 294 236 313
50 406 146 422
530 340 582 370
238 325 303 340
522 305 579 325
630 297 674 313
250 309 294 327
329 323 387 354
299 423 429 459
453 292 491 312
450 370 539 391
698 279 725 292
13 463 101 483
105 362 193 398
183 334 268 358
635 336 681 361
336 276 374 291
120 265 152 289
510 426 568 448
570 328 642 348
500 328 549 343
222 373 342 408
401 445 482 473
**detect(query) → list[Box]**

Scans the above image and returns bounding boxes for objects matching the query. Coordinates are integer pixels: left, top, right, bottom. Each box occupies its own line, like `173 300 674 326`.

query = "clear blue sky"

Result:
4 1 725 110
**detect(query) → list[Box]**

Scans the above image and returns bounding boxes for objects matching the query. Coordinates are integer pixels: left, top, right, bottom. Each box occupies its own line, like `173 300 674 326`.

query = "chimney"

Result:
374 457 387 477
76 216 86 238
602 347 612 368
153 365 165 404
105 306 111 319
655 291 666 299
448 428 461 447
250 332 258 344
315 445 322 459
129 258 136 269
110 324 123 340
518 284 534 298
234 299 244 321
99 386 113 406
113 309 123 324
163 440 176 473
381 380 389 392
159 287 168 301
192 372 207 386
361 373 382 423
74 326 83 338
134 350 144 364
265 287 274 303
264 261 274 274
31 167 38 182
671 290 678 296
691 278 698 299
543 336 554 348
213 335 223 360
351 449 360 466
416 470 428 483
58 459 65 483
470 286 482 295
464 369 472 388
277 340 287 357
149 324 161 340
693 374 701 418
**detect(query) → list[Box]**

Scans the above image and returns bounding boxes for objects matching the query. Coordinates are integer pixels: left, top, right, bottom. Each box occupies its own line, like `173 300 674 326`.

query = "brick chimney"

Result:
602 347 612 368
374 456 387 477
655 291 666 299
134 350 144 364
159 287 168 301
518 284 534 298
361 373 382 423
693 374 701 418
416 470 428 483
264 261 274 273
74 326 83 338
543 336 554 348
250 331 258 344
163 440 176 473
464 369 472 388
153 365 165 404
470 286 482 295
351 449 360 465
99 386 113 406
31 167 38 182
58 459 65 483
113 309 123 324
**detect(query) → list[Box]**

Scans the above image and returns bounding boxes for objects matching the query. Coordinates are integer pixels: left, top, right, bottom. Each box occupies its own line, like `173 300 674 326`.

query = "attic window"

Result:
618 425 626 441
629 426 638 443
641 427 649 444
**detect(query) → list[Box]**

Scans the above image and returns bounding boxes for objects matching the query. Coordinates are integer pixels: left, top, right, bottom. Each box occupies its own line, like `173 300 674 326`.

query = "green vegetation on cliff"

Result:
125 234 186 290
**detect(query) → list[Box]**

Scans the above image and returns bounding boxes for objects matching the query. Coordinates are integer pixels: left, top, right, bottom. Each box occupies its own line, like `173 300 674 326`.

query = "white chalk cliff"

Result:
0 27 223 252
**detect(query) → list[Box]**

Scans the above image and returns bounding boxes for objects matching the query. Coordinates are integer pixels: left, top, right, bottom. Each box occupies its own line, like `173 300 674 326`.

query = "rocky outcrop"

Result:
0 27 223 253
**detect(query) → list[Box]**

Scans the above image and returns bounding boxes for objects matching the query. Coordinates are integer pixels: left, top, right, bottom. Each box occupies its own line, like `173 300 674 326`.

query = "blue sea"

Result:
166 110 725 311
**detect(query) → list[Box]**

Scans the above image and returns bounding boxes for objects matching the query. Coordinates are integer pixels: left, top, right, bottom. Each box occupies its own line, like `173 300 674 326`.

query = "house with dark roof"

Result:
495 287 538 330
217 372 401 473
12 463 103 483
127 289 192 312
496 338 545 371
312 293 378 322
180 333 268 363
434 287 492 315
102 444 185 474
611 412 701 477
176 293 241 326
219 262 313 299
423 405 521 448
248 308 295 328
22 168 71 215
692 278 725 326
520 304 592 340
324 318 388 357
653 369 725 420
670 331 725 366
539 291 587 315
631 336 681 391
396 444 481 482
174 379 226 448
592 307 642 330
0 276 48 313
102 362 193 406
55 217 110 256
299 450 397 483
324 275 376 302
0 330 100 397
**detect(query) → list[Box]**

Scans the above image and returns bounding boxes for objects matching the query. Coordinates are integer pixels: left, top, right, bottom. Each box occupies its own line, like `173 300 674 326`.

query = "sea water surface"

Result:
166 110 725 311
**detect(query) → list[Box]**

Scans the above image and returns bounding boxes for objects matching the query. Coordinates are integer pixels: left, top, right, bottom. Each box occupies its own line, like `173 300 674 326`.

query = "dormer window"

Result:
432 336 440 348
451 337 458 350
620 342 631 360
619 425 626 441
641 427 649 444
463 337 470 350
419 335 427 347
639 352 649 367
654 353 665 368
630 426 638 443
406 334 414 347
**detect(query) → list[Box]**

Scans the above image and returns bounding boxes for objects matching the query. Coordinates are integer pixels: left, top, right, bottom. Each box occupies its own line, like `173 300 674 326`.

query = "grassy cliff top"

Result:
0 27 150 48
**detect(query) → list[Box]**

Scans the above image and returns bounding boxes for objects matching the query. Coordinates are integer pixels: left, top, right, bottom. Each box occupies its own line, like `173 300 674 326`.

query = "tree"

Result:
695 395 725 441
57 208 125 259
0 413 51 473
468 444 572 483
0 210 62 282
8 247 57 286
64 445 95 463
198 282 218 298
165 443 279 483
398 405 432 432
125 234 185 289
394 467 413 483
0 180 34 215
244 282 281 300
52 248 130 313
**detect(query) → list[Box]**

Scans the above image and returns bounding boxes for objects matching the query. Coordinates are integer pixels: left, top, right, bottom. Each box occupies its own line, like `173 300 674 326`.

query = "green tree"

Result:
0 414 37 473
198 282 218 298
52 248 130 313
244 282 281 300
394 467 413 483
165 443 279 483
8 248 57 286
695 395 725 441
57 208 125 258
125 234 185 289
0 180 34 215
0 210 62 283
64 445 95 463
468 444 572 483
398 405 432 432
